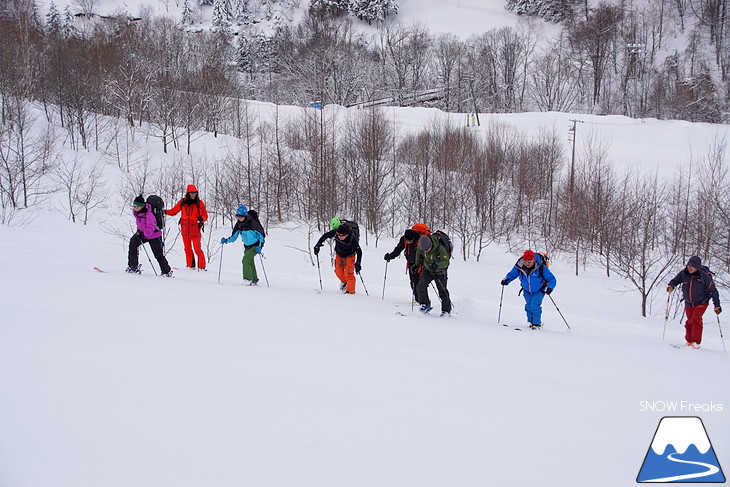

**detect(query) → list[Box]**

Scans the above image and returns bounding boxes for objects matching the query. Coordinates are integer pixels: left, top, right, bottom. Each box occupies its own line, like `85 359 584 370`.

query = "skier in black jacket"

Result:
314 222 362 294
667 255 721 348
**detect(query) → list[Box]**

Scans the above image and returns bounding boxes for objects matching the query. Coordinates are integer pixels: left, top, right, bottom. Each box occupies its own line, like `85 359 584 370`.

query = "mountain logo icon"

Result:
637 416 726 483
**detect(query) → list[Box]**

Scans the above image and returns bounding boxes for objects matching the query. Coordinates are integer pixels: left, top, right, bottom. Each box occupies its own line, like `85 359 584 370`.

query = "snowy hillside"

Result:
38 0 542 38
1 205 728 486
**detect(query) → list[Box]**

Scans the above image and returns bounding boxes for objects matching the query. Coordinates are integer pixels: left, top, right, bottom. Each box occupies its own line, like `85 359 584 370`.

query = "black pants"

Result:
407 263 420 299
416 271 451 313
128 233 171 274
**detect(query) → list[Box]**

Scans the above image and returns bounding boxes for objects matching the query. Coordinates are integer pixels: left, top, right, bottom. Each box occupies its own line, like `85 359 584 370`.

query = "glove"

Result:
313 245 321 255
355 263 362 273
220 237 227 244
197 216 203 222
667 285 674 293
384 253 392 262
427 263 438 273
716 306 722 315
501 279 509 286
544 287 553 295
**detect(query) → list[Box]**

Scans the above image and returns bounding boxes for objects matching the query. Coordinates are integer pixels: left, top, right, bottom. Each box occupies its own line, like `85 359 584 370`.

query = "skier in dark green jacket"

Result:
414 234 452 316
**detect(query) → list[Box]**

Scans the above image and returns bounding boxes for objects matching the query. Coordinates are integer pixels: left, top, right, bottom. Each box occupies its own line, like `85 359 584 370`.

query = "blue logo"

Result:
637 416 725 483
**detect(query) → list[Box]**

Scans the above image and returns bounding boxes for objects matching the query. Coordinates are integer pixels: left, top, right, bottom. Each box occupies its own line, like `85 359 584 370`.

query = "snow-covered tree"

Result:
309 0 350 16
62 5 77 38
232 0 250 24
210 0 231 29
211 0 232 31
181 0 193 25
351 0 398 24
505 0 570 23
46 1 62 36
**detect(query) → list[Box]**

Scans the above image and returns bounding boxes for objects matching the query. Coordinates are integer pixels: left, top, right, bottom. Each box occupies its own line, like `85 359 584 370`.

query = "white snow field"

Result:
1 205 727 487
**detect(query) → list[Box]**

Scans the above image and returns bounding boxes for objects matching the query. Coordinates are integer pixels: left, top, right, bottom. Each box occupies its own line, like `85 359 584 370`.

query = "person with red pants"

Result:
667 256 722 349
313 223 362 294
165 184 208 270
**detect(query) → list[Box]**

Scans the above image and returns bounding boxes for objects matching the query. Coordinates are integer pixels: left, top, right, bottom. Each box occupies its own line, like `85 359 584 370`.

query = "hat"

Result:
418 235 433 251
235 205 248 216
331 217 342 230
687 256 702 268
186 184 198 193
133 195 145 207
336 224 350 236
522 250 535 261
404 229 420 241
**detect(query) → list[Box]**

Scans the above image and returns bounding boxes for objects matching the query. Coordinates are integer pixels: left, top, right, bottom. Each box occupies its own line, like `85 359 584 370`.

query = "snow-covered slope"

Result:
1 209 728 487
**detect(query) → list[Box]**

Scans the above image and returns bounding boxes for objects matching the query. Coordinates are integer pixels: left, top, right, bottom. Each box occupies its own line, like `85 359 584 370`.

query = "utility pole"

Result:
568 119 584 194
464 72 480 126
568 118 584 277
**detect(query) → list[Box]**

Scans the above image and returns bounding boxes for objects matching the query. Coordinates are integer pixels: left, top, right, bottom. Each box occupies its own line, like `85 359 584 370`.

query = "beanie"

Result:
403 229 420 242
133 195 145 207
522 250 535 261
336 224 350 236
687 256 702 268
331 217 342 230
186 184 198 193
235 205 248 216
418 235 433 251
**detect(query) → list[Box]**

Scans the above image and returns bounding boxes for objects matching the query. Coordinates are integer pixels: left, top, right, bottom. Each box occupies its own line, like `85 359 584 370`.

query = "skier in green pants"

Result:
221 205 265 285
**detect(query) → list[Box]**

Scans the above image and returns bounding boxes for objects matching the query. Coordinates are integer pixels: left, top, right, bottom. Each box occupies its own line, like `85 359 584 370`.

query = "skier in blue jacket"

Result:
221 205 265 285
501 250 557 329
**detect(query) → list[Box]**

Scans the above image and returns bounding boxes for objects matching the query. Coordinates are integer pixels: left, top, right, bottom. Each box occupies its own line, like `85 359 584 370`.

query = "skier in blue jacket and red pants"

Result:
501 250 557 329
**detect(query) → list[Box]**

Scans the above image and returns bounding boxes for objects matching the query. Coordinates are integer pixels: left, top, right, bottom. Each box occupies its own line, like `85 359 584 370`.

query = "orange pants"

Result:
334 254 356 294
183 235 206 269
684 304 708 344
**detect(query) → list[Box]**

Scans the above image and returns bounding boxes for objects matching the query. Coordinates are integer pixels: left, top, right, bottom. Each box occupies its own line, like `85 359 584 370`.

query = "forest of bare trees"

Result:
0 0 729 316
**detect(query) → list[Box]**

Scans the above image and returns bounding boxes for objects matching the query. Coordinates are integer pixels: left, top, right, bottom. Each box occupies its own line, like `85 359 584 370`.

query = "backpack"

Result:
411 223 431 236
340 219 360 243
432 230 453 258
536 252 549 268
146 195 165 231
247 209 266 238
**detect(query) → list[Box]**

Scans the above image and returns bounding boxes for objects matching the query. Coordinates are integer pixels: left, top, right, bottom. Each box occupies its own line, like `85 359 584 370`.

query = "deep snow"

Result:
1 205 727 486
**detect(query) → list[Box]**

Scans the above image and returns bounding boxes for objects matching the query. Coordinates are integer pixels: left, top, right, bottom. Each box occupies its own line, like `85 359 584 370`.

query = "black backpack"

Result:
146 195 165 231
341 219 360 243
432 230 453 257
247 209 266 238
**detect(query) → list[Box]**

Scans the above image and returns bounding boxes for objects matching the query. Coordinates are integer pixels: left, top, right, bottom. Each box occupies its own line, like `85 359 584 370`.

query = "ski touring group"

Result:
125 189 723 347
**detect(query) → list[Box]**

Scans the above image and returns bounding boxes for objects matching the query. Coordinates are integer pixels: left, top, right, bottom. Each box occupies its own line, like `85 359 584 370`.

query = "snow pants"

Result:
128 233 171 275
183 234 206 269
407 263 420 300
416 271 451 313
523 290 545 326
242 245 258 283
335 254 356 294
684 303 708 344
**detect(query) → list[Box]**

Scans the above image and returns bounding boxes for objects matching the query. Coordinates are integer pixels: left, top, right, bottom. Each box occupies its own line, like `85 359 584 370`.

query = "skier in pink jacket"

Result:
127 195 172 276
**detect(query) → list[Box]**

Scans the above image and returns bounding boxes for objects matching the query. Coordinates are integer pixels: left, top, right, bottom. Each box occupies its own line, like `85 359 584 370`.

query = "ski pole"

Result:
358 271 369 296
717 314 726 352
217 242 224 284
498 284 505 323
316 254 323 290
547 294 571 330
662 290 671 340
259 253 270 287
142 243 158 276
381 261 389 300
